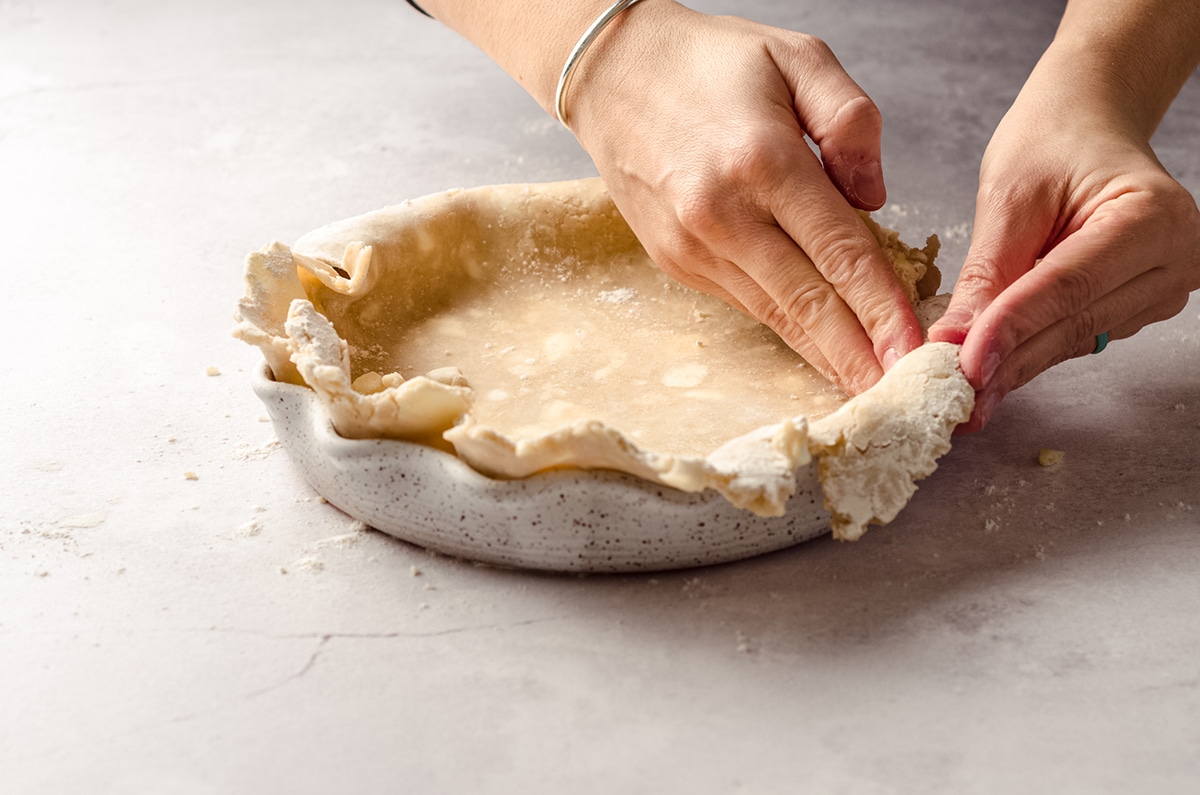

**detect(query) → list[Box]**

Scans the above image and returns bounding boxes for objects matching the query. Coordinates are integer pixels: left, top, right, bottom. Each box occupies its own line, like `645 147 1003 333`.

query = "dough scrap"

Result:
234 178 972 539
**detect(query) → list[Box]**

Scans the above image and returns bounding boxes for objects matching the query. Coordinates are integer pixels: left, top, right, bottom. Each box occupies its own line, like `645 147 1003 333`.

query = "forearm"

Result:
1040 0 1200 138
418 0 666 115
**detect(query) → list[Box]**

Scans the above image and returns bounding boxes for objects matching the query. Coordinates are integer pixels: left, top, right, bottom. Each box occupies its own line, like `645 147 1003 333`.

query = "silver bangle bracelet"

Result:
554 0 649 129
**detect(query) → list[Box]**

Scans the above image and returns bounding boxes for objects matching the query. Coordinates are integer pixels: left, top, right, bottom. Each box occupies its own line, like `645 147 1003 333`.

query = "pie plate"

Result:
253 363 831 572
236 179 974 572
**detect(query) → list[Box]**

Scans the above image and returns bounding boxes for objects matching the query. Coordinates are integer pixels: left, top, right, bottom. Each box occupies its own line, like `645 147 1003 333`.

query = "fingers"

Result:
657 235 854 391
951 195 1170 391
927 180 1056 356
657 115 920 393
768 35 886 210
760 149 925 382
720 226 885 393
956 219 1193 430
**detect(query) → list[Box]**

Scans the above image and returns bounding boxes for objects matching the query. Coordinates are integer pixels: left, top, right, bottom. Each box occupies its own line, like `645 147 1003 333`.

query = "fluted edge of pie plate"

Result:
253 364 831 572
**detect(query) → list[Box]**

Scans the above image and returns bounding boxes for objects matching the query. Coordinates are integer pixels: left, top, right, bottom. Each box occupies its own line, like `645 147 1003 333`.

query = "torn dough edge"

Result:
234 178 973 540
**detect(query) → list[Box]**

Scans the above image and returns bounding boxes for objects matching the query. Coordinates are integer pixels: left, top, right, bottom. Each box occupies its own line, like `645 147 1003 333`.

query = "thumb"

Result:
769 36 886 210
928 186 1052 385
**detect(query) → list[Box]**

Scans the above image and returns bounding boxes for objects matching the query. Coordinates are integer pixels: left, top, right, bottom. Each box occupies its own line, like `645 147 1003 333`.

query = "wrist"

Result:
564 1 689 145
1042 0 1200 139
422 0 635 115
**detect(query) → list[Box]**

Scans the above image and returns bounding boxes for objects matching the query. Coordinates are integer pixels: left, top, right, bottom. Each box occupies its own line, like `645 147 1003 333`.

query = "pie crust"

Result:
235 178 973 541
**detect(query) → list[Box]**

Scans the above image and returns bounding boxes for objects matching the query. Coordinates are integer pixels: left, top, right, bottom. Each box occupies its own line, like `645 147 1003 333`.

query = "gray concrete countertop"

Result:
3 1 1198 792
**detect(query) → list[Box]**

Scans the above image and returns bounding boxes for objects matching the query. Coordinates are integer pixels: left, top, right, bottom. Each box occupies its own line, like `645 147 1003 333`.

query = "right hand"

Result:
565 2 923 394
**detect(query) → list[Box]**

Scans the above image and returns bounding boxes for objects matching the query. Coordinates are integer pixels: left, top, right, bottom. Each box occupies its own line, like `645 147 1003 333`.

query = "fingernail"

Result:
851 162 886 209
980 352 1001 386
882 347 902 372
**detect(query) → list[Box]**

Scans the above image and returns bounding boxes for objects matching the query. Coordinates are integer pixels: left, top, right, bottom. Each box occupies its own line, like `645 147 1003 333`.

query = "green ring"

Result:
1092 332 1110 354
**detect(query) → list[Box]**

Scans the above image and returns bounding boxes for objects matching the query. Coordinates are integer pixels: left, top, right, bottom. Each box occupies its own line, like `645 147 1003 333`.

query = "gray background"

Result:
2 0 1198 792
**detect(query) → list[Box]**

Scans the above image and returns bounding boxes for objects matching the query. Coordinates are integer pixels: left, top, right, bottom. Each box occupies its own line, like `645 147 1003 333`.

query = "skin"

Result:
419 0 1200 427
421 0 924 396
927 0 1200 430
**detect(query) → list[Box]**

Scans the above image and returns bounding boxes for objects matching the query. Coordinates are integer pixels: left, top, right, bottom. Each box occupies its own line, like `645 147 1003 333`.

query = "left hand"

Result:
929 58 1200 432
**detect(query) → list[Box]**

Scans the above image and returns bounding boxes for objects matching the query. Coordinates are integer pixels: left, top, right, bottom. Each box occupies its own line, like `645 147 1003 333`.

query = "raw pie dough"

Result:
235 178 973 540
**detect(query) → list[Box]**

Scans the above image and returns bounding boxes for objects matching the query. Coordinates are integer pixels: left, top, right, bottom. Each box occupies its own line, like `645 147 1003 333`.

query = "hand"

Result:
929 58 1200 431
565 2 923 394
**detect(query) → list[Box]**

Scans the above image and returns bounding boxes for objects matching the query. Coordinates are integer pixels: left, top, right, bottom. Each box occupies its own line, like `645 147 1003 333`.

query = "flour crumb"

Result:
205 366 221 377
237 519 263 537
184 470 199 480
292 557 324 572
316 495 329 504
258 416 270 423
410 565 422 577
1037 449 1065 467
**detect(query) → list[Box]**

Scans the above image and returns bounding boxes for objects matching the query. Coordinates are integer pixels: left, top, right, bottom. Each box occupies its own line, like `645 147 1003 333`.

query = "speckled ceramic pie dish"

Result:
236 178 974 572
254 363 831 571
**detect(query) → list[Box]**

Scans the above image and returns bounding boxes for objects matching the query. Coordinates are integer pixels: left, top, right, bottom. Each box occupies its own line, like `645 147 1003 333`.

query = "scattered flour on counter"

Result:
234 439 281 462
58 512 107 529
237 519 263 537
292 557 324 572
313 527 366 550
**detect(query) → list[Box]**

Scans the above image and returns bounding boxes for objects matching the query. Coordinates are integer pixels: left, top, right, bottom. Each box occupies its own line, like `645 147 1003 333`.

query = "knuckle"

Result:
954 258 1008 300
833 95 882 137
674 136 788 236
674 184 727 239
1148 293 1189 325
807 227 874 283
1047 263 1105 316
1061 311 1099 352
723 134 790 187
792 33 835 66
775 280 837 330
